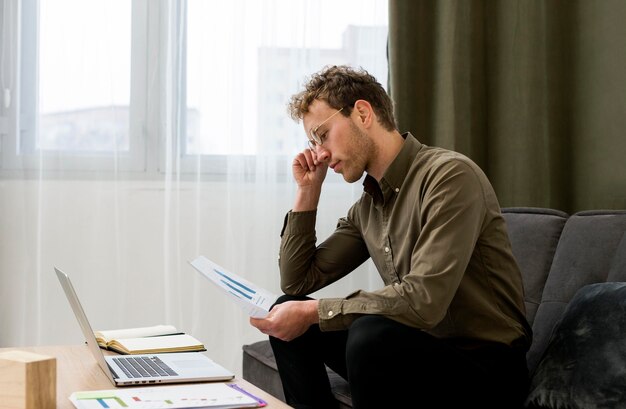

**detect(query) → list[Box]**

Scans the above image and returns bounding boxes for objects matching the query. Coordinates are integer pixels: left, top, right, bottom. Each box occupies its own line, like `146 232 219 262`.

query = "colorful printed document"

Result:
69 383 266 408
189 256 278 318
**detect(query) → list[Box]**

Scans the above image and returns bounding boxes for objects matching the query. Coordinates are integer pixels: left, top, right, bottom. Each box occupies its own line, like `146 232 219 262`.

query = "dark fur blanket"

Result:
526 282 626 409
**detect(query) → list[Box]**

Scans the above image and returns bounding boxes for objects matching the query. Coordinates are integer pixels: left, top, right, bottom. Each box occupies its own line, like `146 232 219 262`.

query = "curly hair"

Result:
287 65 397 131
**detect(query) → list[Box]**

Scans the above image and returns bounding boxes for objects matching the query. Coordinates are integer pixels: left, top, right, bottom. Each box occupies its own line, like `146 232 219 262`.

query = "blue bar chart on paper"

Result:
189 256 278 318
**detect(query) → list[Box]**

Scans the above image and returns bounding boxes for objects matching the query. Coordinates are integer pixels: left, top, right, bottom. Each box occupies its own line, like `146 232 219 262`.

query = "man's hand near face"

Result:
292 148 328 211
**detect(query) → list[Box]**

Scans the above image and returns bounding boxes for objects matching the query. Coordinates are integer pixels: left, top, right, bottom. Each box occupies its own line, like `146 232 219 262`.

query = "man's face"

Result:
303 100 374 183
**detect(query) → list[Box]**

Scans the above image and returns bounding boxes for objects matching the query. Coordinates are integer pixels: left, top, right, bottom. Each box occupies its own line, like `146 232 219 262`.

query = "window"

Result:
1 0 145 172
0 0 388 177
37 1 131 153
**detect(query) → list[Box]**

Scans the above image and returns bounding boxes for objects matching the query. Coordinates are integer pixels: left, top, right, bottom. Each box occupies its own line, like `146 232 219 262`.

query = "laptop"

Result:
54 266 235 386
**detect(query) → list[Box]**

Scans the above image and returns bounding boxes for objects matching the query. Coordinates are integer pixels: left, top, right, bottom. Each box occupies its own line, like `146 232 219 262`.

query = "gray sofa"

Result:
242 207 626 408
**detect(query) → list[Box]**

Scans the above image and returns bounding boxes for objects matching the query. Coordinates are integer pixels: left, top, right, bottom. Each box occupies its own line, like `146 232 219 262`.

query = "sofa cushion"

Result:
527 210 626 375
525 282 626 409
502 208 568 326
607 232 626 281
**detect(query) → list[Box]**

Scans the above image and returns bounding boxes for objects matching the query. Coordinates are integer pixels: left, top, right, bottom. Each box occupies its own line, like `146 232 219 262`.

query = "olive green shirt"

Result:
279 133 531 349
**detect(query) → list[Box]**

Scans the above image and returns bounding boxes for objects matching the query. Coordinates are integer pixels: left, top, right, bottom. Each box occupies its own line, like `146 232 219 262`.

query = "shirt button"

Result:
328 311 334 316
384 247 390 253
395 187 400 193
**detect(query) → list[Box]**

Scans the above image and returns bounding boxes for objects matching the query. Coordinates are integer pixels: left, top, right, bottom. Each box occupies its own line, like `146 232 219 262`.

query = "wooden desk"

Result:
0 345 291 408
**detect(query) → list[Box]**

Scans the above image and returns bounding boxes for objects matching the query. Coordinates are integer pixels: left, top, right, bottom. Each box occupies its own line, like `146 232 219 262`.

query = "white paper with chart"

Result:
190 256 278 318
69 382 265 408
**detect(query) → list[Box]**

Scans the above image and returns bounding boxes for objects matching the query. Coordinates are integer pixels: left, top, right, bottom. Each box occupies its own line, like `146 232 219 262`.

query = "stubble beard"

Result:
341 121 376 183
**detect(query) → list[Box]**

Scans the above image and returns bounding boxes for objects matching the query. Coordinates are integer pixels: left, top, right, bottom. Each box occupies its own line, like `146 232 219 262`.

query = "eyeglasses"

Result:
307 107 344 150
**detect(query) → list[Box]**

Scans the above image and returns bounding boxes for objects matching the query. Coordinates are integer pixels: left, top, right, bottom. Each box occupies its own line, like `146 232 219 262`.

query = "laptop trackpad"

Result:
171 359 211 368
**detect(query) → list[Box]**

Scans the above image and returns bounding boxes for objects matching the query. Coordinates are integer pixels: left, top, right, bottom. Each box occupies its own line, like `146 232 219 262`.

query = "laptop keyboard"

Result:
112 356 178 378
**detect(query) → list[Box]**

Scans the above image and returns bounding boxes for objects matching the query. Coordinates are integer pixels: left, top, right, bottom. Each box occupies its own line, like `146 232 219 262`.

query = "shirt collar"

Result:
363 132 423 206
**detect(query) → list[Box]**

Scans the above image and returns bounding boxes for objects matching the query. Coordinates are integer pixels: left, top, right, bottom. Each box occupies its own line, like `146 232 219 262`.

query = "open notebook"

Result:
54 266 235 386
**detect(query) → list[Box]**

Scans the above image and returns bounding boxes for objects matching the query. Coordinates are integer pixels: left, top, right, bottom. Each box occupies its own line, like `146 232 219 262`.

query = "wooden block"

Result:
0 350 56 409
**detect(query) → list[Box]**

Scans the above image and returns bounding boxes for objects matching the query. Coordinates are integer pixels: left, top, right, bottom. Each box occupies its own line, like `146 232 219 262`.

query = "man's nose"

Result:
315 145 330 162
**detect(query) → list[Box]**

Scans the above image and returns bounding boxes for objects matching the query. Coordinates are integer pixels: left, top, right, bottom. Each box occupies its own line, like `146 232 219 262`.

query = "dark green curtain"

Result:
388 0 626 213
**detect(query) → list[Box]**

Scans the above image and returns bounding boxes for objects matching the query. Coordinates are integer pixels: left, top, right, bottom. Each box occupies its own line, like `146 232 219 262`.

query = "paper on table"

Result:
69 382 265 408
189 256 278 318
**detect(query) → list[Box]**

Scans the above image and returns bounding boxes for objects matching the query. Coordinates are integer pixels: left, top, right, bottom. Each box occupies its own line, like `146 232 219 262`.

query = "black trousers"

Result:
269 295 529 409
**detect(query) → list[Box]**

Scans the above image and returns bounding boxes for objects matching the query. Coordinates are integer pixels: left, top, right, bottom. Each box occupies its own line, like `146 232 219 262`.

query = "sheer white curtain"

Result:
0 0 388 376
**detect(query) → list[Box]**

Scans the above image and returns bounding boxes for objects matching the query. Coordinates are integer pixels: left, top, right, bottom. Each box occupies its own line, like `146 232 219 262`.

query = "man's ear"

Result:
353 100 374 127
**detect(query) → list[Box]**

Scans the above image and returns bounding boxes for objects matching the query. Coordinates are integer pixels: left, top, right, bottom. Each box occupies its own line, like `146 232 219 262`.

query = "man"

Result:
250 65 532 409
